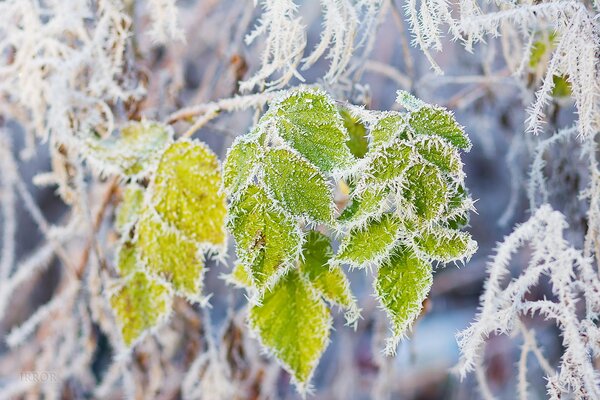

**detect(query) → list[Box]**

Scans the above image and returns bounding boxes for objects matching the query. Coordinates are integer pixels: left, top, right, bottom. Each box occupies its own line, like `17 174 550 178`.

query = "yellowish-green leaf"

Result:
228 264 253 288
414 137 461 175
151 140 226 248
116 184 144 232
263 148 334 223
375 246 432 354
136 212 204 300
86 121 172 176
552 75 571 98
272 88 354 172
299 231 354 308
249 270 331 390
337 213 402 266
110 270 171 346
228 185 302 289
116 241 138 277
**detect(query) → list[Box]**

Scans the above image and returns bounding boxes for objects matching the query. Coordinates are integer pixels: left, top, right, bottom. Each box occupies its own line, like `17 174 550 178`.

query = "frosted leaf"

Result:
223 137 261 196
228 264 253 288
414 137 462 175
360 140 412 187
136 212 205 301
414 226 476 263
115 241 138 277
408 106 471 151
338 186 389 224
270 89 355 172
228 185 302 290
341 109 368 158
337 213 402 266
249 270 331 391
403 164 448 221
299 231 354 309
375 245 432 354
116 184 144 232
370 113 407 148
110 270 171 347
151 140 227 249
263 148 334 223
86 121 172 176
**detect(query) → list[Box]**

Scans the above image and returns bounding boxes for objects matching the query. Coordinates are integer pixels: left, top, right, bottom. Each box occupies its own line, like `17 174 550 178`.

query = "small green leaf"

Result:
361 140 412 186
223 137 261 196
136 212 205 300
403 165 448 221
552 75 571 98
370 113 406 148
408 106 471 151
414 137 461 175
228 185 302 289
249 270 331 390
375 246 432 354
338 186 389 224
110 270 171 346
151 140 227 248
86 121 172 176
272 88 354 172
341 109 368 158
299 231 354 308
414 226 475 262
116 184 144 232
337 213 402 266
228 264 253 288
263 148 334 223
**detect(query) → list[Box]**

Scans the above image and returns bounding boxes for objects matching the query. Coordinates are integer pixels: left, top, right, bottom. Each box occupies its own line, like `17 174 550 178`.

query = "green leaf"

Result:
338 186 389 224
151 140 227 248
228 185 302 289
403 164 448 221
552 75 571 98
414 137 462 175
272 88 354 172
263 148 334 223
86 121 172 176
299 231 354 308
249 270 331 390
414 226 475 262
110 270 171 346
375 246 432 354
341 109 368 158
337 213 402 266
227 264 254 288
361 140 412 186
370 113 406 148
116 184 144 232
408 106 471 151
136 212 205 301
223 137 261 196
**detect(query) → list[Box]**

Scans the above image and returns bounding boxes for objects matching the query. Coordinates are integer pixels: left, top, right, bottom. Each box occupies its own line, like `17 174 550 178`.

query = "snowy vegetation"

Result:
0 0 599 399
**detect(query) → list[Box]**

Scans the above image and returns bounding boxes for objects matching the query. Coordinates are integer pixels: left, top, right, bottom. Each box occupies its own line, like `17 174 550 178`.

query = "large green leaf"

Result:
110 270 171 346
299 231 354 309
249 270 331 391
370 112 406 148
375 246 432 354
228 185 302 290
151 140 227 248
337 213 402 266
263 148 334 223
361 140 412 187
272 88 354 172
